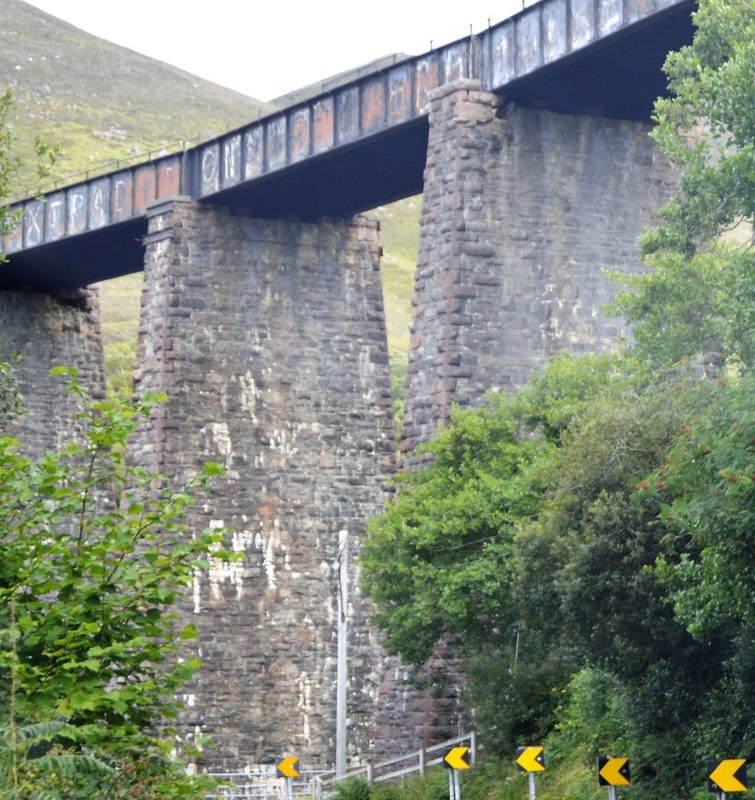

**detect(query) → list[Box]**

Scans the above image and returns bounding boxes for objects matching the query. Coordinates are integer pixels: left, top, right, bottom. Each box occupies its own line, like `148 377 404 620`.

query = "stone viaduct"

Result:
1 0 694 772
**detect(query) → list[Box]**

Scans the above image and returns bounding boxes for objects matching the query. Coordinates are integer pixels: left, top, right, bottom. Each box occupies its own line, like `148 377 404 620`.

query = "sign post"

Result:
444 746 471 800
708 758 748 800
516 746 545 800
277 756 300 800
598 756 630 800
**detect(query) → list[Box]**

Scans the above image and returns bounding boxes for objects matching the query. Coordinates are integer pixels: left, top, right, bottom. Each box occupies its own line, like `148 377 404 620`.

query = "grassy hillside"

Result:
373 196 421 356
1 0 274 187
1 0 419 398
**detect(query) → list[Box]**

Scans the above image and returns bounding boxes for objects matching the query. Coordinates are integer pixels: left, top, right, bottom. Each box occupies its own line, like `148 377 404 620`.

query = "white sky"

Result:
23 0 527 101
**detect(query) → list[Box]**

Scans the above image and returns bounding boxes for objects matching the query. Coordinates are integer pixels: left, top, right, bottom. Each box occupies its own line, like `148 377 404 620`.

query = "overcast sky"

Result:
23 0 527 101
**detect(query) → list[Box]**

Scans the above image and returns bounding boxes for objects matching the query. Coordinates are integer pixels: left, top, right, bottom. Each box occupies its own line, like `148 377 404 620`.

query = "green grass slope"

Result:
1 0 274 186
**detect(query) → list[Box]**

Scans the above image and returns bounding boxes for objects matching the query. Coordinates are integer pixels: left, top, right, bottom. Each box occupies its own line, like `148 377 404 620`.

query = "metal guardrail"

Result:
313 732 477 800
204 732 476 800
8 140 194 205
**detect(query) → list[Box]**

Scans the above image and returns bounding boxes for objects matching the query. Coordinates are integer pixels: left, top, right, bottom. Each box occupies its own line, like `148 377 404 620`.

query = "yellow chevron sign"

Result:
276 756 300 778
708 759 748 793
598 756 630 786
516 746 545 773
444 746 471 770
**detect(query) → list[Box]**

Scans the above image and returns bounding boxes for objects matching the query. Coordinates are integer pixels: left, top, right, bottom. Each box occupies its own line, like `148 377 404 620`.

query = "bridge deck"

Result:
1 0 694 290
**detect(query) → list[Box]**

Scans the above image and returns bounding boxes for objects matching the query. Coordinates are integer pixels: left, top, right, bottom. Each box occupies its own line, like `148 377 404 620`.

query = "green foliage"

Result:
333 778 373 800
548 668 635 764
521 377 738 797
0 362 228 799
651 374 755 637
610 245 755 371
362 352 630 662
644 0 755 256
508 352 637 444
364 355 755 794
607 0 755 385
362 390 554 668
613 0 755 376
362 354 628 752
603 5 755 780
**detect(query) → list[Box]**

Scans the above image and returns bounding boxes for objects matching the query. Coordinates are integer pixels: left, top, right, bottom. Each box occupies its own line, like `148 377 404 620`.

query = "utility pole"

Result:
336 529 348 777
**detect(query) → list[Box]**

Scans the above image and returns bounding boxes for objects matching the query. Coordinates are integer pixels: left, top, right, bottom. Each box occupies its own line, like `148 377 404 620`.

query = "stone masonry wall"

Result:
403 79 678 451
131 199 396 770
0 288 105 449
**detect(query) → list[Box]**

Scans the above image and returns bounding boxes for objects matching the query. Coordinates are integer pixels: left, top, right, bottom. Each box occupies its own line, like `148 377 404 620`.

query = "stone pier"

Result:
131 198 396 769
0 288 105 448
403 80 677 451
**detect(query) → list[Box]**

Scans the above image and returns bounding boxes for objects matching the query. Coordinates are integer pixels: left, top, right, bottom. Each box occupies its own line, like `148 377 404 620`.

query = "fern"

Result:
0 719 113 799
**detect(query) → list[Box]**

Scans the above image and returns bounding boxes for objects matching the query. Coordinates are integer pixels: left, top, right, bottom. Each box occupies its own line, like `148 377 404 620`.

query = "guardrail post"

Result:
419 748 426 776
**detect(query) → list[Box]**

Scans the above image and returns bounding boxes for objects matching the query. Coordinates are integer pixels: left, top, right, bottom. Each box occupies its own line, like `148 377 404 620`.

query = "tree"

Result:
651 378 755 636
646 377 755 766
607 7 755 768
611 244 754 372
362 394 548 665
362 353 629 663
611 0 755 659
361 354 630 752
1 88 58 255
529 377 734 796
0 364 228 799
613 0 755 371
643 0 754 257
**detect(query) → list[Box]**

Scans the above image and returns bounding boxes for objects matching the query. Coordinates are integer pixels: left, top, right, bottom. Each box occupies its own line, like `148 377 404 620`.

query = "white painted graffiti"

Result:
45 196 65 240
67 187 87 233
23 202 44 247
223 135 241 188
201 145 219 195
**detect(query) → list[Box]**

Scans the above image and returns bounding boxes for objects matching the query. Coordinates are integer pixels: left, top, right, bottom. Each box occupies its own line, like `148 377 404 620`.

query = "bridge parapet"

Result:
2 154 182 257
479 0 687 91
190 41 471 202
